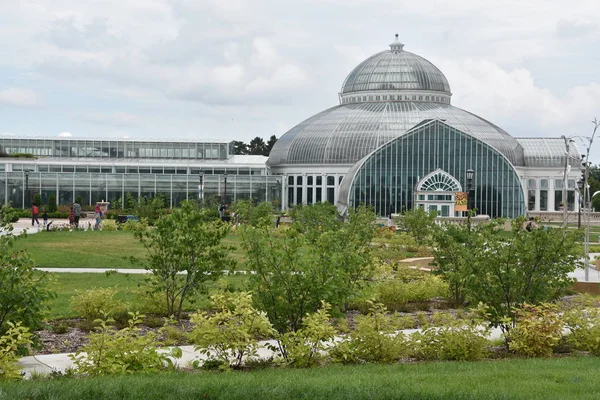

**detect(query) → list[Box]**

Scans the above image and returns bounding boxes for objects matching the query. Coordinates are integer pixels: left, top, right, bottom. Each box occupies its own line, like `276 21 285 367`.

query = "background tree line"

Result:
233 135 277 156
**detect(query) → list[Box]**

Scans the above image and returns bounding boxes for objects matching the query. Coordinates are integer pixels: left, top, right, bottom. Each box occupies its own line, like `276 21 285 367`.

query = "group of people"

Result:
31 202 104 230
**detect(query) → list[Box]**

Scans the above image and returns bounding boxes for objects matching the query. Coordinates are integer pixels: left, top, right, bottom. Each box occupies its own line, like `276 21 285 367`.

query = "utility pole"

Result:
561 136 575 227
582 118 599 281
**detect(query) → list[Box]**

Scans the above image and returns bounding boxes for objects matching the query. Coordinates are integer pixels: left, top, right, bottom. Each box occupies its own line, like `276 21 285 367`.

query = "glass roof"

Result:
340 40 451 96
268 101 524 166
517 138 581 168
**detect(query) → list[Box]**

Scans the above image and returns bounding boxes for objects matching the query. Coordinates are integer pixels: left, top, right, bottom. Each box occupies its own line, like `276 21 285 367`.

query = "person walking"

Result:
94 203 102 230
73 201 82 228
42 209 48 226
31 203 40 226
68 204 75 227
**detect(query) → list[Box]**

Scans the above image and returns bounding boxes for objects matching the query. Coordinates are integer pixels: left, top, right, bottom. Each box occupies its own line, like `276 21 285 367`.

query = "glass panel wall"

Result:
341 120 524 218
0 172 282 210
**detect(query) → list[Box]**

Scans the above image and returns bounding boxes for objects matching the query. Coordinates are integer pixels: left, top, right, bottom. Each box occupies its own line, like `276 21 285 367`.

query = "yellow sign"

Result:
455 192 468 212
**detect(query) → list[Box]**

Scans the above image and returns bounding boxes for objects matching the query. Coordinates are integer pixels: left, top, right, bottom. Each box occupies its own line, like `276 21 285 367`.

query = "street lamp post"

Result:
198 170 204 202
24 169 30 209
581 119 599 281
577 179 584 229
223 172 228 206
466 169 474 211
466 169 474 229
561 135 575 227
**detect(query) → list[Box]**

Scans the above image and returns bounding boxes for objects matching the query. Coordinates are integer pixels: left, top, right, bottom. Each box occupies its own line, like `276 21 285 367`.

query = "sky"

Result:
0 0 599 160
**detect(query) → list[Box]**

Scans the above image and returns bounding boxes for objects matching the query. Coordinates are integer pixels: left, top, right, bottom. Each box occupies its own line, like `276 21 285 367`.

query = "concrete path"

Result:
17 327 507 378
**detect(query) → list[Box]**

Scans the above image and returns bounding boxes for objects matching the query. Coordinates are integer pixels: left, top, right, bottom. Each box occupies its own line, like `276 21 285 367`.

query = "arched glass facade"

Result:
339 120 525 218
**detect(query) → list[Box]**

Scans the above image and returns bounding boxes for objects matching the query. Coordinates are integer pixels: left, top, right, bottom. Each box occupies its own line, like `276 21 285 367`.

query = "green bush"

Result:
508 304 563 357
410 320 489 361
375 272 448 312
133 286 168 316
189 292 274 369
0 322 32 380
70 287 129 323
277 303 337 368
101 219 118 231
47 194 57 213
331 302 407 364
564 306 600 355
69 313 181 376
1 206 55 335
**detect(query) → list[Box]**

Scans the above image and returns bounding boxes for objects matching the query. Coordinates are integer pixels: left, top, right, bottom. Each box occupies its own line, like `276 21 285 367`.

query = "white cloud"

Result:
0 0 599 154
58 132 73 137
0 88 41 107
76 112 143 128
440 58 600 137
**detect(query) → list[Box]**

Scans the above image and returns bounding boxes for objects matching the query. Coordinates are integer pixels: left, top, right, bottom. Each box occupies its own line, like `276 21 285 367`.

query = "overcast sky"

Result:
0 0 599 159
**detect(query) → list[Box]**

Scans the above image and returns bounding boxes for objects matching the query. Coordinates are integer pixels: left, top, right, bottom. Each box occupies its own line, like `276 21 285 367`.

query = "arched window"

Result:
417 169 462 192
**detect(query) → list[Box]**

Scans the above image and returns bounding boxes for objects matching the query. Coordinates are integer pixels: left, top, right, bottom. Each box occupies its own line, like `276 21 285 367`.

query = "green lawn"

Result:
13 230 247 269
44 272 249 319
4 357 600 399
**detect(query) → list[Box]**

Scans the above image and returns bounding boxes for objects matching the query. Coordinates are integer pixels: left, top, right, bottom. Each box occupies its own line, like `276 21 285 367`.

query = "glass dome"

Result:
340 36 451 102
267 101 524 166
267 37 524 168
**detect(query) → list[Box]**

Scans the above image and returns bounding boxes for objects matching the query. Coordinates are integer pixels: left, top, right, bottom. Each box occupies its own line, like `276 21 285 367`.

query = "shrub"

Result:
398 208 437 245
1 206 55 335
0 322 32 380
133 286 168 316
564 306 600 355
70 287 128 323
50 322 69 334
69 313 181 376
189 292 274 369
47 194 57 213
508 304 563 357
331 302 407 364
375 273 448 312
410 319 489 361
394 314 416 330
101 219 118 231
276 303 337 368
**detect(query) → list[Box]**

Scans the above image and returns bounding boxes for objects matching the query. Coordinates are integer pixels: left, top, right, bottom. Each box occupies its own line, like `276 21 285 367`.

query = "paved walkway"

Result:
17 327 507 378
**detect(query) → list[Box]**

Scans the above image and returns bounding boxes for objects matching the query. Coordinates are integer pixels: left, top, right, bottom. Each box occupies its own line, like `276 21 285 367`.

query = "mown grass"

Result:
12 230 247 269
44 272 250 319
4 358 600 399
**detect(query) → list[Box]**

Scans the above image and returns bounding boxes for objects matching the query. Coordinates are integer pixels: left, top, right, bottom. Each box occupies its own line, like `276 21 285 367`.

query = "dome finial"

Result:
390 34 404 53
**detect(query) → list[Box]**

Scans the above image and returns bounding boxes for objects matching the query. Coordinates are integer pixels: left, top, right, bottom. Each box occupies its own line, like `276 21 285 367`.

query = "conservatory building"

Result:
0 138 282 209
267 36 582 218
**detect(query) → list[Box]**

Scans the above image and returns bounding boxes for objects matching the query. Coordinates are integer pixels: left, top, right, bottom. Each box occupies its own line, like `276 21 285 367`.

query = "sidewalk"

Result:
17 327 507 378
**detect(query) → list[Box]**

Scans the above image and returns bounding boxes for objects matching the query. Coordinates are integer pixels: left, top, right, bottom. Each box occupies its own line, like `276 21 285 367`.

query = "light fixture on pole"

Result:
560 135 575 227
582 118 599 282
198 170 204 201
223 172 228 206
466 169 474 211
24 169 30 208
577 179 584 229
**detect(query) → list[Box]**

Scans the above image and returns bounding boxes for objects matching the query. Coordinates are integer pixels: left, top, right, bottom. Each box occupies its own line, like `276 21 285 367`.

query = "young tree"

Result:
131 201 236 319
398 208 438 245
434 217 581 341
432 221 488 305
469 219 581 333
0 205 54 335
289 203 341 244
232 200 274 228
47 193 57 213
242 204 376 333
